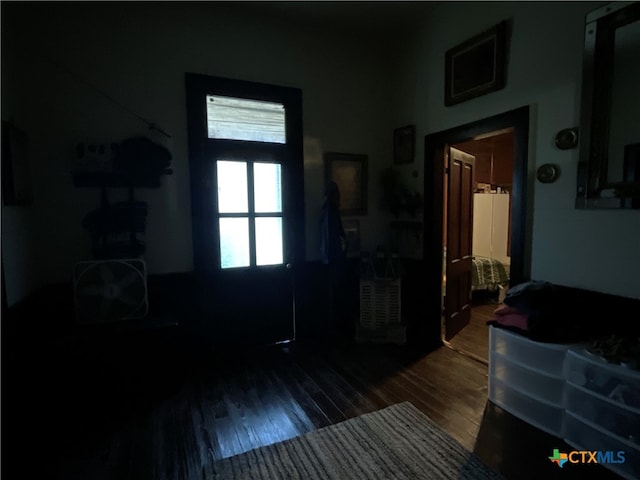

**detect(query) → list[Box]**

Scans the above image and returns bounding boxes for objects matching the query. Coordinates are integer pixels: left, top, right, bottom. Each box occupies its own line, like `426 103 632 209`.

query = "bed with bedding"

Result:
471 256 510 291
442 248 510 292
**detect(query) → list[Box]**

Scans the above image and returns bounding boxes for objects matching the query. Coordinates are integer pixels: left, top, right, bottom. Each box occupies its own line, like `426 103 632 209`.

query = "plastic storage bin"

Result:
490 351 565 405
565 381 640 446
563 348 640 479
565 349 640 411
488 326 575 438
488 376 565 437
489 326 568 377
564 411 640 480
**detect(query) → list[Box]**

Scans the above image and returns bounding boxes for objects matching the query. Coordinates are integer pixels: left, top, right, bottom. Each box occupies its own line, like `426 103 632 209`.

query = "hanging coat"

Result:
320 181 346 264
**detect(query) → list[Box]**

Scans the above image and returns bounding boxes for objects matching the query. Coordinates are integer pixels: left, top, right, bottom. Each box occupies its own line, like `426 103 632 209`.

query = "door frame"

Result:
184 72 305 346
185 72 305 273
422 106 531 348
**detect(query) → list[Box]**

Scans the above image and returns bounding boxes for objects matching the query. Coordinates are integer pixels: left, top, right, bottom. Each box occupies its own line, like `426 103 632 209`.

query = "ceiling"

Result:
223 1 440 34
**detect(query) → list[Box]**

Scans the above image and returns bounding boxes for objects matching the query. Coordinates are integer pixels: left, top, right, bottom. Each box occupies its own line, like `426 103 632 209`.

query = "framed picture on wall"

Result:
325 152 368 215
394 125 416 164
444 20 508 106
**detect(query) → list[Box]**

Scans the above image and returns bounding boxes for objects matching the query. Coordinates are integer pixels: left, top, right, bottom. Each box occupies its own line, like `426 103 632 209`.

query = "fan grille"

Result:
73 259 148 324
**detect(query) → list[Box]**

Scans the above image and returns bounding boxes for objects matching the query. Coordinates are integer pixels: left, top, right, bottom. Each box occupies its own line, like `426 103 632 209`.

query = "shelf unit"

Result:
72 137 172 259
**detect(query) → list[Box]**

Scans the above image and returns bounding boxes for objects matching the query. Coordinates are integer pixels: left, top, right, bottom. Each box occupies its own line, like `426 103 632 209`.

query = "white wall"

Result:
397 1 640 299
4 2 639 305
1 2 398 305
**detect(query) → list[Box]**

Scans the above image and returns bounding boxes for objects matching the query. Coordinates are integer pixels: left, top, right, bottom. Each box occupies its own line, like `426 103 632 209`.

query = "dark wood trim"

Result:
423 106 530 348
184 72 305 271
1 256 7 321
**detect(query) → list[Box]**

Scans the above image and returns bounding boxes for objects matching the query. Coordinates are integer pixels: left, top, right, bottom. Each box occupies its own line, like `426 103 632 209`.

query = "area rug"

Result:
210 401 504 479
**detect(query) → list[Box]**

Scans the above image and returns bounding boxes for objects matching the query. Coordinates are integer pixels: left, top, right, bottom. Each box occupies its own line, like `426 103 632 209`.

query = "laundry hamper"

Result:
357 278 405 344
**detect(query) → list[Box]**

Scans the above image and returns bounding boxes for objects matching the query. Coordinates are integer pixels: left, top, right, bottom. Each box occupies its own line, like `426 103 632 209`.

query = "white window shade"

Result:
207 95 286 143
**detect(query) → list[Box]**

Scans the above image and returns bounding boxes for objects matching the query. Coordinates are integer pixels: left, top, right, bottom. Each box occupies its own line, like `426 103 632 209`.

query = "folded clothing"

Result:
498 280 623 343
503 280 556 316
489 304 529 332
493 305 522 316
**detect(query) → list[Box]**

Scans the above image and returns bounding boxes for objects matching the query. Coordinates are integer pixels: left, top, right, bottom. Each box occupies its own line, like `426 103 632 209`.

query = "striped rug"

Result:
210 401 504 479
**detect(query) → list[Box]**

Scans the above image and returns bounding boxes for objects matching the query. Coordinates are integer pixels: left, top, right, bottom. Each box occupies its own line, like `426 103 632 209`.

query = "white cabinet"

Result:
472 193 510 265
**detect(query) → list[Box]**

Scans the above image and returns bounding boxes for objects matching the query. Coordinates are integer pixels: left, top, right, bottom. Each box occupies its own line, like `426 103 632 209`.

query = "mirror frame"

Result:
576 1 640 209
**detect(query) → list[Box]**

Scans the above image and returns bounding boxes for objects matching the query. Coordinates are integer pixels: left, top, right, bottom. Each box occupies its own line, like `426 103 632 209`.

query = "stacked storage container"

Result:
488 326 570 437
564 349 640 480
488 326 640 479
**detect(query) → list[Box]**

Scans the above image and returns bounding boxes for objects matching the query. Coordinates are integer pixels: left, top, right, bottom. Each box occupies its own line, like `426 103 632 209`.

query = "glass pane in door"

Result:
217 161 248 213
255 217 283 266
219 218 250 268
254 162 282 213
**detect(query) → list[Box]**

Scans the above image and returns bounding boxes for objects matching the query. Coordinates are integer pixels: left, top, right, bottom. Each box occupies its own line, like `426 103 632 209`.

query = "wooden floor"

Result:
446 302 497 363
5 329 622 480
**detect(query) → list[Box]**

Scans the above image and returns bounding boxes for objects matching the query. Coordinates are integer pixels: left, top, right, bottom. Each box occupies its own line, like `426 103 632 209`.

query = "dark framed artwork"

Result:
325 152 368 215
394 125 415 164
445 20 507 106
1 121 33 206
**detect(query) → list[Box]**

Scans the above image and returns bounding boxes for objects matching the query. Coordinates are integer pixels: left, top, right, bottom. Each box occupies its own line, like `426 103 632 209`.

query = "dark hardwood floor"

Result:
5 325 622 480
446 302 497 364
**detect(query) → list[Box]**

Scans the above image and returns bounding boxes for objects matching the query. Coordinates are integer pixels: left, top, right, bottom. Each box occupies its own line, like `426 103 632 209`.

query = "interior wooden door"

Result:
185 73 304 347
444 147 474 341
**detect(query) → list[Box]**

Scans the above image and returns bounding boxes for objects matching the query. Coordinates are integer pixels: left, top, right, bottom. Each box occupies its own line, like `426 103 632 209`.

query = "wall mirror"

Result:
576 1 640 209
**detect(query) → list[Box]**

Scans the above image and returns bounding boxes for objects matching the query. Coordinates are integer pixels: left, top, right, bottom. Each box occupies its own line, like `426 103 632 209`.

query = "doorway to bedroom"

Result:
443 128 514 361
424 106 530 364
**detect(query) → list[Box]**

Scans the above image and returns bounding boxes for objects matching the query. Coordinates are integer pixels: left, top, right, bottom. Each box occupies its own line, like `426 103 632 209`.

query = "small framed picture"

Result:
394 125 415 165
445 21 508 106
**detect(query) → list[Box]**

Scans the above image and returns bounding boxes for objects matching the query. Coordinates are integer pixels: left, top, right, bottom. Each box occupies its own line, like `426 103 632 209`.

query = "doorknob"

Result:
286 263 292 269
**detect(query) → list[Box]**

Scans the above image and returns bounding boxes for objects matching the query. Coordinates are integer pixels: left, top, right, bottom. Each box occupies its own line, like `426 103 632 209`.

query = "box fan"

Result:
73 258 148 324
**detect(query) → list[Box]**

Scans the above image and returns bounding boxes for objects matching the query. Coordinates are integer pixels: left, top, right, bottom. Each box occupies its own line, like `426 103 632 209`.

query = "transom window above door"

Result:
206 95 286 143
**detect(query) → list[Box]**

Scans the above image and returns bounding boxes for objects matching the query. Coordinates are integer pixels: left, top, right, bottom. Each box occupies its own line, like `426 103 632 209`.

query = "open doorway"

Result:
444 130 515 362
422 106 530 361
